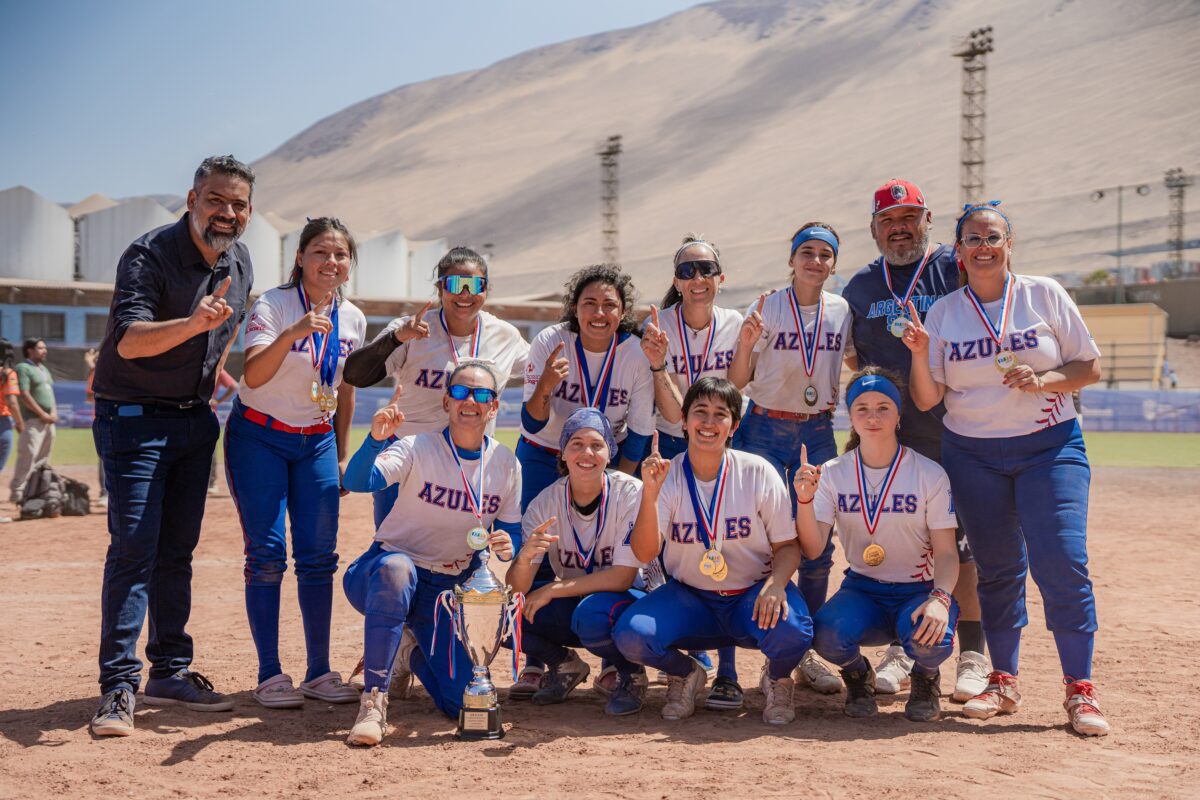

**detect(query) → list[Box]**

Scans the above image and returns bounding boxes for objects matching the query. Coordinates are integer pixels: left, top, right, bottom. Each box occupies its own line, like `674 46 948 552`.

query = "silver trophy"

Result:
439 549 521 740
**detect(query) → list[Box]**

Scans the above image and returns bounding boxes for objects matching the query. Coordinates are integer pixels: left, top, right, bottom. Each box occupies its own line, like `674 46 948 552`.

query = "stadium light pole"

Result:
1091 183 1150 303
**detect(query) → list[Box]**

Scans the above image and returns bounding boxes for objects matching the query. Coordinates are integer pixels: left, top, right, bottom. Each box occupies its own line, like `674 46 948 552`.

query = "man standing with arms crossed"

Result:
8 338 57 504
841 179 989 704
89 156 255 736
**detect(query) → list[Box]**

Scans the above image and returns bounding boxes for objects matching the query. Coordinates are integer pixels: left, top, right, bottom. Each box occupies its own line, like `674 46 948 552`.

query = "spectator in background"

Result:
0 339 25 522
9 338 57 504
208 368 237 494
84 348 107 506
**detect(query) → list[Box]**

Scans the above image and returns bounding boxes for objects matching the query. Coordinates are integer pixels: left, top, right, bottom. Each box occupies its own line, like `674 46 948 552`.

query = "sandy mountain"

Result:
251 0 1200 307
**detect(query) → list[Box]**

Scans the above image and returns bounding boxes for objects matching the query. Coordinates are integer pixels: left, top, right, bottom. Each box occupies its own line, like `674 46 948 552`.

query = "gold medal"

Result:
803 385 818 407
711 561 729 583
862 543 886 567
994 350 1018 373
310 380 320 403
699 549 725 576
889 315 910 338
467 526 490 551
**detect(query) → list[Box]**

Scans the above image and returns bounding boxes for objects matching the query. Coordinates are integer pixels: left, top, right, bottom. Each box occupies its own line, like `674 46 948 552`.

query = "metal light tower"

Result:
1091 183 1151 303
1164 167 1193 277
952 26 994 207
597 134 622 265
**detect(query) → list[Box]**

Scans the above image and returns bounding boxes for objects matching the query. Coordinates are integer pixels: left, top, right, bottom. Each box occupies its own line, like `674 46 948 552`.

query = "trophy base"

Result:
456 706 504 740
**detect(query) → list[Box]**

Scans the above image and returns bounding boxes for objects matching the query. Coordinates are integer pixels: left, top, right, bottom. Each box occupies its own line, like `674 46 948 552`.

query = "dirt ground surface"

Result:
2 464 1198 800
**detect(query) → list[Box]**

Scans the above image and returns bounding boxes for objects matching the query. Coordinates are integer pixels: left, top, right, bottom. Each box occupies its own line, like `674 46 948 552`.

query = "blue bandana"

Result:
846 374 902 410
559 407 618 457
790 227 839 257
955 200 1011 241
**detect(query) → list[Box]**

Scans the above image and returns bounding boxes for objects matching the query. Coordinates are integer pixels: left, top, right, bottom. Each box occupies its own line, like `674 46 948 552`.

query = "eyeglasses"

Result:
961 233 1007 249
447 384 497 403
675 260 720 280
440 275 488 295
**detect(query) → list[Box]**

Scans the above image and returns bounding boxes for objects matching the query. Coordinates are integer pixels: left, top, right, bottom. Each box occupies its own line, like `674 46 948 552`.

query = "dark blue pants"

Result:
93 400 219 694
519 592 644 676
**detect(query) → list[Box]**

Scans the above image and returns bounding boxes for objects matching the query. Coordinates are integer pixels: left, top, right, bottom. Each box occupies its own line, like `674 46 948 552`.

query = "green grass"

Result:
43 427 1200 469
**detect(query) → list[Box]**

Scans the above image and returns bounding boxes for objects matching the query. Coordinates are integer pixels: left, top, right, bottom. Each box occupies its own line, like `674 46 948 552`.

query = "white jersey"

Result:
521 323 655 452
240 286 367 427
745 288 853 413
379 308 530 435
925 274 1101 438
655 448 795 592
814 447 957 584
655 303 744 438
522 470 644 580
373 431 522 570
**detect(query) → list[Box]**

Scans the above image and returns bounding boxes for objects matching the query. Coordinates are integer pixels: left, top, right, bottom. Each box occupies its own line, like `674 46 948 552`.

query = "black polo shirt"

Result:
92 214 253 405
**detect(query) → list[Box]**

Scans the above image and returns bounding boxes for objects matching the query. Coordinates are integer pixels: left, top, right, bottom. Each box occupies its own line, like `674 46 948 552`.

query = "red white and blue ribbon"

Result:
881 244 933 311
504 594 524 680
564 473 611 573
295 283 340 390
786 287 824 379
964 272 1015 349
573 333 619 412
432 589 461 677
439 309 482 367
854 446 906 535
682 453 729 551
676 305 716 386
442 427 488 524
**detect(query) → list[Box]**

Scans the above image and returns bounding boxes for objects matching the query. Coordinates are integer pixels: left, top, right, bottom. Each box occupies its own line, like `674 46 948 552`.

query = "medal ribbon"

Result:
682 453 729 552
964 273 1014 349
564 474 611 573
854 446 906 535
785 288 824 378
573 332 619 412
442 427 488 524
881 244 933 311
676 305 717 386
438 309 482 367
295 284 340 389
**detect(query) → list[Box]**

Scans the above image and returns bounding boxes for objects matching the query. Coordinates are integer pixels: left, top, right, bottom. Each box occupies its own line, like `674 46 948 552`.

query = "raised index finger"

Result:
756 293 767 314
211 275 232 299
651 430 660 456
390 382 405 403
650 304 660 328
800 444 808 465
549 342 564 360
417 299 434 318
906 300 921 326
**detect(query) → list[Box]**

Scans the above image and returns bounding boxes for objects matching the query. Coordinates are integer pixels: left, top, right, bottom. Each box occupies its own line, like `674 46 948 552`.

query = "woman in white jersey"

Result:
904 201 1108 736
728 221 853 695
795 367 959 722
225 217 367 709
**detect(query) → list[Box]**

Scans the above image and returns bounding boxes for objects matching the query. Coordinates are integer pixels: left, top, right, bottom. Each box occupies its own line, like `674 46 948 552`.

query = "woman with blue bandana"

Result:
728 221 854 695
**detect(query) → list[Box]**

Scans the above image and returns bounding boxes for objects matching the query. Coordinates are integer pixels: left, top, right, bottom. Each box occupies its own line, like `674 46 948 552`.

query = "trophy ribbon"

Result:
881 244 933 316
676 305 717 387
295 283 340 415
785 286 824 385
443 428 490 548
854 445 907 564
964 273 1016 370
573 331 620 412
682 452 730 578
439 308 482 367
565 473 610 573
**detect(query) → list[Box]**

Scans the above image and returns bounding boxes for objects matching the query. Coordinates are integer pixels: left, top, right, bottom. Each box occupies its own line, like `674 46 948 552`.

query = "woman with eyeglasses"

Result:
340 360 522 746
225 217 367 709
903 202 1108 736
727 221 854 695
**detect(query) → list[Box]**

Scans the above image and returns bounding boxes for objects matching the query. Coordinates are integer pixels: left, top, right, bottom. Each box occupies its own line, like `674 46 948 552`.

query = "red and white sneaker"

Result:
962 671 1022 719
1064 679 1110 737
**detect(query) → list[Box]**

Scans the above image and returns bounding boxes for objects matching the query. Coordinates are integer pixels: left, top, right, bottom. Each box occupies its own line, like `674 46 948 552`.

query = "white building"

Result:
240 213 284 288
408 238 448 297
0 186 75 282
78 197 176 283
356 230 410 298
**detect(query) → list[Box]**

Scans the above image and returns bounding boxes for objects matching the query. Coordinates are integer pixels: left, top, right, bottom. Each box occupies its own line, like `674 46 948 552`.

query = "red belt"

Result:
242 406 332 435
713 586 751 597
520 435 560 457
751 404 828 423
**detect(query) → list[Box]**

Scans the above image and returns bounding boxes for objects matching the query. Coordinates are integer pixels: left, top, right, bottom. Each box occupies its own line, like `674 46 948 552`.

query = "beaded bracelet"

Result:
929 588 952 609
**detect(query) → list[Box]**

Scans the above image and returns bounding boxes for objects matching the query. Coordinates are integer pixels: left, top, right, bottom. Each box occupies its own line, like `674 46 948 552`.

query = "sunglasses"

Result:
440 275 488 295
447 384 498 403
674 260 721 280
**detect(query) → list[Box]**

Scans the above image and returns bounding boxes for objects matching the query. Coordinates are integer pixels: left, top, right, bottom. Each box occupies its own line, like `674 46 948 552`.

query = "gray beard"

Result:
202 227 240 253
882 229 931 266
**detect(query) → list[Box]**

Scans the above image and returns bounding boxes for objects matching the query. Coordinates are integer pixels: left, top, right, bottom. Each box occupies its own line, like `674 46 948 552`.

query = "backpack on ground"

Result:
19 462 66 520
61 475 91 517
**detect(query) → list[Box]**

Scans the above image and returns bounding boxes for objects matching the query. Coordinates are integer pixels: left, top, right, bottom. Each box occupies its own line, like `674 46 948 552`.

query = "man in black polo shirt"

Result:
89 156 255 737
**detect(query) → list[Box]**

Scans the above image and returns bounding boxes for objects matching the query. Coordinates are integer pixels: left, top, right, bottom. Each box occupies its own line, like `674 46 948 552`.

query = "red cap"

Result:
872 179 926 215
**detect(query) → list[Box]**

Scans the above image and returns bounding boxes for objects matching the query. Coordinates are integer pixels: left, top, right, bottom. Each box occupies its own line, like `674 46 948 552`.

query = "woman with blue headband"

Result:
795 367 959 722
728 220 854 696
902 202 1109 736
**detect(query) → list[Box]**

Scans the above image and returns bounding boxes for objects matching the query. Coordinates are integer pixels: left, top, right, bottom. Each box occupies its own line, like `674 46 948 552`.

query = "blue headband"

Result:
559 407 618 457
790 227 839 257
846 374 902 410
955 200 1011 241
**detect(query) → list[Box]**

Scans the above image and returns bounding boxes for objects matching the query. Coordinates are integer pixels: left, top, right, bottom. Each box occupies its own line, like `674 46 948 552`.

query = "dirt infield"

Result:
1 465 1197 799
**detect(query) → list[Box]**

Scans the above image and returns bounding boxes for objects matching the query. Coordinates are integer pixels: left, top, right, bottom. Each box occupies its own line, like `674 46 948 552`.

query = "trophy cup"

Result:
439 550 521 740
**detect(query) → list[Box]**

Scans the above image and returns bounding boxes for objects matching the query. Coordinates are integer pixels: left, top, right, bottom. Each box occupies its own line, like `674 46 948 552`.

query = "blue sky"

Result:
0 0 699 203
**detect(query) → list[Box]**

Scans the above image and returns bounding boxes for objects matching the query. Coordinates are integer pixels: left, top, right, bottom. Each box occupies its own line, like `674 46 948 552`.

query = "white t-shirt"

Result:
745 288 854 413
925 274 1101 438
521 323 655 452
814 447 957 584
240 286 367 427
378 308 530 435
655 448 795 592
655 303 744 438
373 431 522 568
522 470 645 580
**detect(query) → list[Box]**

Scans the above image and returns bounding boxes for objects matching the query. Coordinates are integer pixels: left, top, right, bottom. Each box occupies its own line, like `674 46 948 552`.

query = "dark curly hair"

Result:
560 264 640 336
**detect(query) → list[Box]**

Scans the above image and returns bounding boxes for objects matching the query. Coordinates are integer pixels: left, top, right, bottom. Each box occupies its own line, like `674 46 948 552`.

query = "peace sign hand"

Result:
640 431 671 495
739 293 767 349
370 383 406 441
641 304 669 370
394 300 433 343
792 444 822 505
900 300 930 355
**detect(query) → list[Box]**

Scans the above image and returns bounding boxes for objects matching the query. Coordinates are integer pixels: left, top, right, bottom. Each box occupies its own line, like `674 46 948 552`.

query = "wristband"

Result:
929 588 952 609
649 364 667 373
797 497 813 505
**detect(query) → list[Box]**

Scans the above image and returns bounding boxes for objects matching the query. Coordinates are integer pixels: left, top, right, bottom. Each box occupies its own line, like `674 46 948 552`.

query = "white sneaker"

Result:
347 688 388 746
952 651 991 703
389 628 418 700
300 671 361 704
1064 680 1110 737
760 668 795 725
794 650 842 694
661 659 707 720
874 645 914 694
253 673 304 709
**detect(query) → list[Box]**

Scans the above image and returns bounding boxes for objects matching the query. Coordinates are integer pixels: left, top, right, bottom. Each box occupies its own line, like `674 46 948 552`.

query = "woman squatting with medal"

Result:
904 202 1109 736
340 360 522 746
507 409 649 715
613 377 813 725
795 367 959 722
225 217 367 709
727 221 853 696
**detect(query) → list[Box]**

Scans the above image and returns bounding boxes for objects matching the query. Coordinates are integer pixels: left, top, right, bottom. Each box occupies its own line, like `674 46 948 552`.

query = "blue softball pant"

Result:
813 571 958 676
941 419 1096 680
518 591 645 677
732 407 838 613
613 579 812 681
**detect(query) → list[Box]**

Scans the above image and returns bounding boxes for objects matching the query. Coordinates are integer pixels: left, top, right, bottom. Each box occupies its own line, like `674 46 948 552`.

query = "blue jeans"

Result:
732 408 838 612
0 415 12 474
93 400 219 694
519 591 644 676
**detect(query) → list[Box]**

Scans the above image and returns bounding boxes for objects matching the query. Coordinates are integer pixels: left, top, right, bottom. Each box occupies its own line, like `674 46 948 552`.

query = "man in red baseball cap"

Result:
840 179 989 711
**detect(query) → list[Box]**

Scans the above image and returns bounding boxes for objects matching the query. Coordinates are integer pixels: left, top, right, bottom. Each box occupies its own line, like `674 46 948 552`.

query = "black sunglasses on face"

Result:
675 260 721 280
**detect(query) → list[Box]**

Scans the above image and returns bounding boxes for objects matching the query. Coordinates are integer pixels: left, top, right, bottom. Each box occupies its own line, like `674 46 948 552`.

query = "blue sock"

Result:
1053 630 1093 681
363 612 406 693
985 627 1021 675
297 582 333 683
716 646 738 681
246 584 282 685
